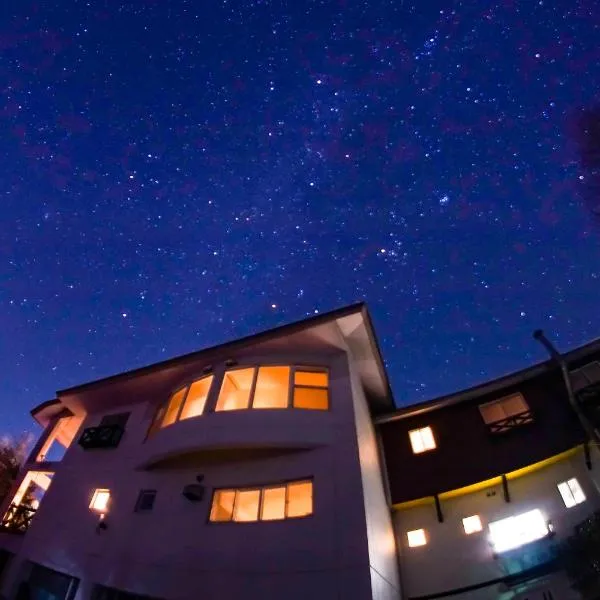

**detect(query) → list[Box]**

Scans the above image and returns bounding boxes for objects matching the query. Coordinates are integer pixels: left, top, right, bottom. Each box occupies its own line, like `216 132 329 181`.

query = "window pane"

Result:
407 529 427 547
479 401 506 424
409 429 425 453
502 394 528 416
253 367 289 409
90 489 110 512
260 487 286 521
233 490 260 522
287 481 313 517
215 368 255 411
293 387 328 410
294 371 328 387
420 427 435 450
463 515 482 534
180 376 213 420
489 509 548 553
162 388 187 427
558 482 575 508
210 490 235 522
568 478 586 505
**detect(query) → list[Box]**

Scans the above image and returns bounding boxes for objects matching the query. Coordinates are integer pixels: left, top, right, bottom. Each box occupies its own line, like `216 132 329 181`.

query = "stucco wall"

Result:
394 450 596 599
347 358 402 600
1 351 376 600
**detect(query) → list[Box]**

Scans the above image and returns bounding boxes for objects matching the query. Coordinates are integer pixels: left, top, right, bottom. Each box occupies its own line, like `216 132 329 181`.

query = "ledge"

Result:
138 409 333 469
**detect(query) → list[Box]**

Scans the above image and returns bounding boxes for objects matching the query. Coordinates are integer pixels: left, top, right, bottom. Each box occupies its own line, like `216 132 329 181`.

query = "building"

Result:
0 303 599 599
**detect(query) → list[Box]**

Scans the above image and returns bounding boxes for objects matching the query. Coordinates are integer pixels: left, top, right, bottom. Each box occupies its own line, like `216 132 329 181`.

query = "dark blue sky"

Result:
1 1 599 435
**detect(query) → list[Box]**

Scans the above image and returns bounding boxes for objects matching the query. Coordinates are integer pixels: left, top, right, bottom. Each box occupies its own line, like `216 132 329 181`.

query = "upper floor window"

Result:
406 528 427 547
36 415 84 462
210 480 313 523
408 426 436 454
488 508 549 553
479 393 533 433
149 375 214 434
215 366 329 412
571 361 600 393
557 478 586 508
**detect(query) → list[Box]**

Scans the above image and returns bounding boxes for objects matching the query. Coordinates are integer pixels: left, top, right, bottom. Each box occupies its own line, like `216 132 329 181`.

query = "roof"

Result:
32 302 394 419
375 334 600 424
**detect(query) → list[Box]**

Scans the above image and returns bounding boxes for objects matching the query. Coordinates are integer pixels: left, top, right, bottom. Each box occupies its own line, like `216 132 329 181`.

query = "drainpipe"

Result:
533 329 600 445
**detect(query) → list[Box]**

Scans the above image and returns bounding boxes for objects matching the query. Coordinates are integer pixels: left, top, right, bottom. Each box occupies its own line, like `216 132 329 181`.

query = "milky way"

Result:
1 1 599 434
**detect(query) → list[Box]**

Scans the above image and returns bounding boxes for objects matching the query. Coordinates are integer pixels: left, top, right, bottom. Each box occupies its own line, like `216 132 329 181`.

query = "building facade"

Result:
0 303 599 599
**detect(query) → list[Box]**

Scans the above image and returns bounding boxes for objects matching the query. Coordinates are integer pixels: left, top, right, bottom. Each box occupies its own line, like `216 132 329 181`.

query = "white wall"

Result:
394 450 596 599
347 358 402 600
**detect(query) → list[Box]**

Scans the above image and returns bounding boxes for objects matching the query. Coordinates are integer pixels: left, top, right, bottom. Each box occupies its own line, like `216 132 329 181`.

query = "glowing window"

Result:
409 426 436 454
286 481 313 517
210 490 235 522
162 388 187 427
215 368 255 411
261 487 286 521
253 367 289 409
488 509 549 553
179 376 213 420
210 480 314 523
293 370 329 410
463 515 483 534
407 529 427 547
558 478 586 508
90 489 111 513
233 490 261 522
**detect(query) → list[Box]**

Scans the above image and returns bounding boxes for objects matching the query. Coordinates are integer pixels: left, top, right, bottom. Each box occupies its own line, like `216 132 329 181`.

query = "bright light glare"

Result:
90 489 110 513
489 509 548 553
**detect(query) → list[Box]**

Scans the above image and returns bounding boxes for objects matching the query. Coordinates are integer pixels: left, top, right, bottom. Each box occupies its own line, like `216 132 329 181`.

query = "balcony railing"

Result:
0 504 37 534
487 410 534 434
78 424 124 450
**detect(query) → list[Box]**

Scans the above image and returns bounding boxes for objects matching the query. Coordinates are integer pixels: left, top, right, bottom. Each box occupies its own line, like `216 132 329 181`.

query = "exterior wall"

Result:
394 450 598 599
347 358 402 600
0 350 377 600
380 370 586 505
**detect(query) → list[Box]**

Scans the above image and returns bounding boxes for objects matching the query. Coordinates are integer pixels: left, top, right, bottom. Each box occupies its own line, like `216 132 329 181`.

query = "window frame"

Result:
214 364 330 413
478 392 533 433
134 489 157 513
557 477 586 508
408 426 436 454
208 477 314 524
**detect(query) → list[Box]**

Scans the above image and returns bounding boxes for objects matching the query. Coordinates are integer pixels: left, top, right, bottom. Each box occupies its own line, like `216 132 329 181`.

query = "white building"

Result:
0 303 599 599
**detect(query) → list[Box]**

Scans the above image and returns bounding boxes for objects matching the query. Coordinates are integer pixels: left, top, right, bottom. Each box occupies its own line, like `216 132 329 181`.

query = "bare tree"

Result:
0 434 34 506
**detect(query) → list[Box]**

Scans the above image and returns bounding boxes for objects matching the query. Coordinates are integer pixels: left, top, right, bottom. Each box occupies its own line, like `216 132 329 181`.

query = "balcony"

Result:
0 504 37 534
78 424 124 450
487 410 534 434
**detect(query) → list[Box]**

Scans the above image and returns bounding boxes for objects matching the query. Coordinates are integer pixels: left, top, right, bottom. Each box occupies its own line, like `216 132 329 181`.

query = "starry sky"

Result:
1 1 600 436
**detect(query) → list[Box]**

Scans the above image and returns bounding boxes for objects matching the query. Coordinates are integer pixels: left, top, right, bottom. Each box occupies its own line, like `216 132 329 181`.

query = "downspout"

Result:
533 329 600 445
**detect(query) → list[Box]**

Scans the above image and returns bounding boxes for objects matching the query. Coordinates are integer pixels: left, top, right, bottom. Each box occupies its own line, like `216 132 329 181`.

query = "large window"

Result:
558 478 586 508
215 366 329 412
210 480 313 522
479 393 532 433
148 375 214 434
488 509 549 553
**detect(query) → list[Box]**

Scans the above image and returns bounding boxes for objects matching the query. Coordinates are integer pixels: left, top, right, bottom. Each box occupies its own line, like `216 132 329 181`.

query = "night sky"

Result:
1 1 600 436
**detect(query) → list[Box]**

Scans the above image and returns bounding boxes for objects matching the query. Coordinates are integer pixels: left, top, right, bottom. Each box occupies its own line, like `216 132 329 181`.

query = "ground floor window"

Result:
17 562 79 600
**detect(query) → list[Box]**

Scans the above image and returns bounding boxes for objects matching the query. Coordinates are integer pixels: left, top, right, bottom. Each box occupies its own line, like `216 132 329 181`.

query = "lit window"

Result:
90 489 111 513
162 388 187 427
210 480 314 523
488 509 549 553
233 489 261 522
409 426 436 454
293 370 329 410
179 376 213 420
253 367 289 409
210 490 235 522
463 515 483 534
558 478 586 508
215 368 255 411
286 481 313 517
261 487 286 521
407 529 427 547
479 393 531 431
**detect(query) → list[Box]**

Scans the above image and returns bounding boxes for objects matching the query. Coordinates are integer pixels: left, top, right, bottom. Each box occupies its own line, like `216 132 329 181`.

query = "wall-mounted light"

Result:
183 475 205 503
